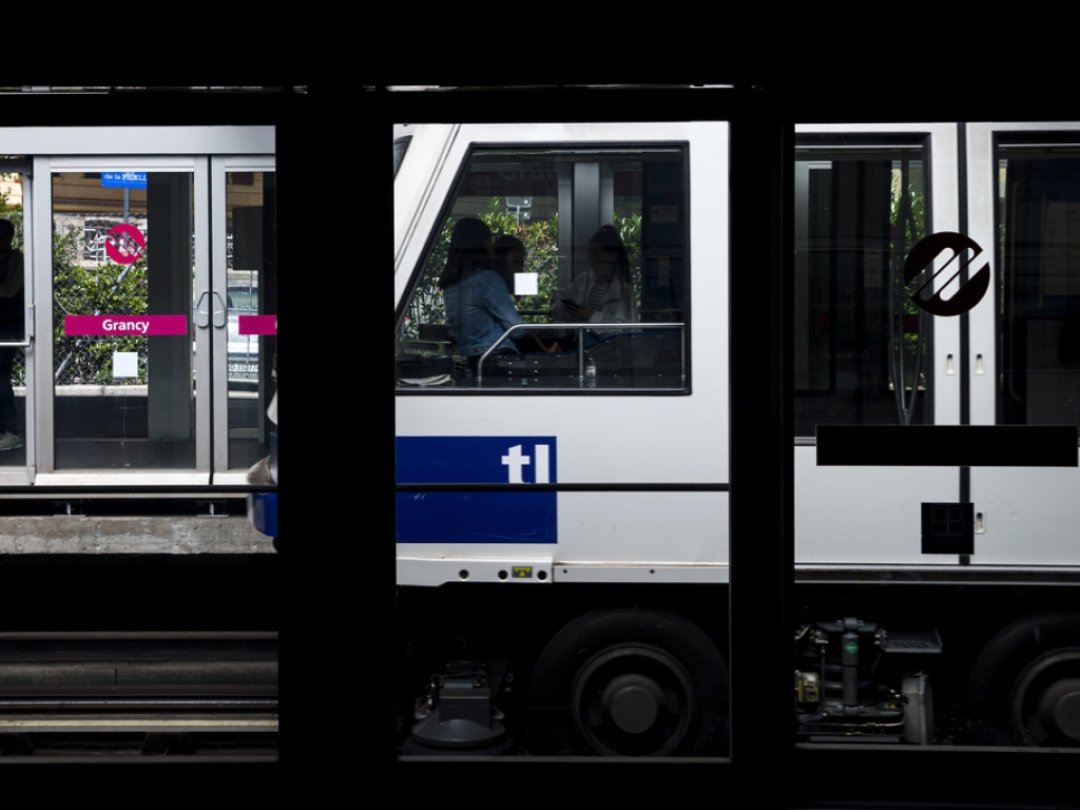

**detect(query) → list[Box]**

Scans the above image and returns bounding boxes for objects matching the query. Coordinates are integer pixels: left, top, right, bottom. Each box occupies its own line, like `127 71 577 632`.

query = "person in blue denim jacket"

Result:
439 218 553 372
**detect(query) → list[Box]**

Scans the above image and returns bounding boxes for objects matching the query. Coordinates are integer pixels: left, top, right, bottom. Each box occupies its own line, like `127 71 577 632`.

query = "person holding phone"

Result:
551 225 638 327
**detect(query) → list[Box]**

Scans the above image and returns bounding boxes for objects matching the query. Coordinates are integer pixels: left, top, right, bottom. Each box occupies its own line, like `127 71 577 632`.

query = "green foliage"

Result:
0 180 150 386
613 211 642 300
401 200 645 342
0 183 25 384
479 198 559 323
53 224 148 385
889 166 928 393
890 173 926 249
402 217 455 340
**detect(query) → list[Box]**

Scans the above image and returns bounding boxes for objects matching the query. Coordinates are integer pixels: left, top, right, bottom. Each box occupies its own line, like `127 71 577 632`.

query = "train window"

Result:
794 142 931 435
997 139 1080 426
395 146 688 391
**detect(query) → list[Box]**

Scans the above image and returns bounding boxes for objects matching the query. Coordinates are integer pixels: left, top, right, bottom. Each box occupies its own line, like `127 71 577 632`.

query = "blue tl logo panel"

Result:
396 437 557 543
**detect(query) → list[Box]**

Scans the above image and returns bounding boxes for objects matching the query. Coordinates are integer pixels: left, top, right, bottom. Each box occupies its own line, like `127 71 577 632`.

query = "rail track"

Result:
0 631 277 758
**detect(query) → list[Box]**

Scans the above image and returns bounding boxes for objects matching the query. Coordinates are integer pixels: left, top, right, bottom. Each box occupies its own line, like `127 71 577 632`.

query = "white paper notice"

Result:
515 272 539 296
113 351 138 378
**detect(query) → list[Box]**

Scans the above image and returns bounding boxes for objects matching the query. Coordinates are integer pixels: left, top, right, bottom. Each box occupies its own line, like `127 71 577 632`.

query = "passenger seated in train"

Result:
493 234 525 295
439 218 555 373
551 225 639 327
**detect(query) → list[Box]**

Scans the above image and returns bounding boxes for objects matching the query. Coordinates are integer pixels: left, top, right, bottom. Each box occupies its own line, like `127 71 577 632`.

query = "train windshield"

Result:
396 145 689 391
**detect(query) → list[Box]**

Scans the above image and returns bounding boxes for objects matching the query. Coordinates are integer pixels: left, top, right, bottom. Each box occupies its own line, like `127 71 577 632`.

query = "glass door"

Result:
30 153 276 485
35 158 210 482
967 123 1080 566
0 162 34 484
210 159 276 482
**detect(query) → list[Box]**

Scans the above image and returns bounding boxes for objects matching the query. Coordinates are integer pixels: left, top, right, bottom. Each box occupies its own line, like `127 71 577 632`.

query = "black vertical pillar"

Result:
728 85 793 793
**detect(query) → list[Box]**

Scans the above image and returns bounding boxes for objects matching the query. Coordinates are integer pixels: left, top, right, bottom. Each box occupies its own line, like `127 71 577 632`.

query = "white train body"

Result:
393 119 1080 754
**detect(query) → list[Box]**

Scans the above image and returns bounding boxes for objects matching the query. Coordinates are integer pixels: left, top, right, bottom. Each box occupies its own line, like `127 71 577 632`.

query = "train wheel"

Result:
970 613 1080 745
531 609 728 756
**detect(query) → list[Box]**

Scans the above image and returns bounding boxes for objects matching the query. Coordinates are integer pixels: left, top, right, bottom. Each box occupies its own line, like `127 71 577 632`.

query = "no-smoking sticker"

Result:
105 223 146 265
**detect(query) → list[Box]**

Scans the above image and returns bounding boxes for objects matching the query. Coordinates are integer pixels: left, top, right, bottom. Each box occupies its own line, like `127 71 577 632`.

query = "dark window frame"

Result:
394 140 694 396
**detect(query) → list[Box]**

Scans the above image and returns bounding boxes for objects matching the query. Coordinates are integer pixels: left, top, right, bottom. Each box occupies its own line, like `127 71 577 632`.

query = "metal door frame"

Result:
0 126 275 486
211 156 276 483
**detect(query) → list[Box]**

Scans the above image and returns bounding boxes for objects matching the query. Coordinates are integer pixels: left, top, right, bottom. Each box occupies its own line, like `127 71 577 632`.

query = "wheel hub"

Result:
571 644 696 755
601 673 663 734
1037 678 1080 741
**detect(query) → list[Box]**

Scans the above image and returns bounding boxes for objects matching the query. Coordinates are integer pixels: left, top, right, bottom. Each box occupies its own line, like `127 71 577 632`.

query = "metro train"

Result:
393 119 1080 756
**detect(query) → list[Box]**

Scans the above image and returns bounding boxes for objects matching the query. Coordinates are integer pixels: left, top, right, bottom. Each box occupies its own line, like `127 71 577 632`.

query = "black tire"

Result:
531 608 728 756
969 612 1080 745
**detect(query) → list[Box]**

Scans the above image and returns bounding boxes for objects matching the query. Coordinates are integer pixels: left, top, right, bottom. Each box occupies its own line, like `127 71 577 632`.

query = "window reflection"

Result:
396 148 688 391
795 143 930 434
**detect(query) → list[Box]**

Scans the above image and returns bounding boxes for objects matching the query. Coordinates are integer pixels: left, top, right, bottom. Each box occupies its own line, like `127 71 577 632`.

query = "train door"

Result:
794 122 1080 571
0 127 279 486
792 124 964 569
966 122 1080 566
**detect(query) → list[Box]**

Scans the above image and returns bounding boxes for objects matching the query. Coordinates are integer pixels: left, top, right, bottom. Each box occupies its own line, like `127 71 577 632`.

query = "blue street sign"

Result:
101 172 147 189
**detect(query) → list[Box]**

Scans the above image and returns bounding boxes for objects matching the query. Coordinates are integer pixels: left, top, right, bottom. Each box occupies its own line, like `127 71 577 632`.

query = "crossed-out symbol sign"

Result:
903 231 990 317
104 223 146 265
